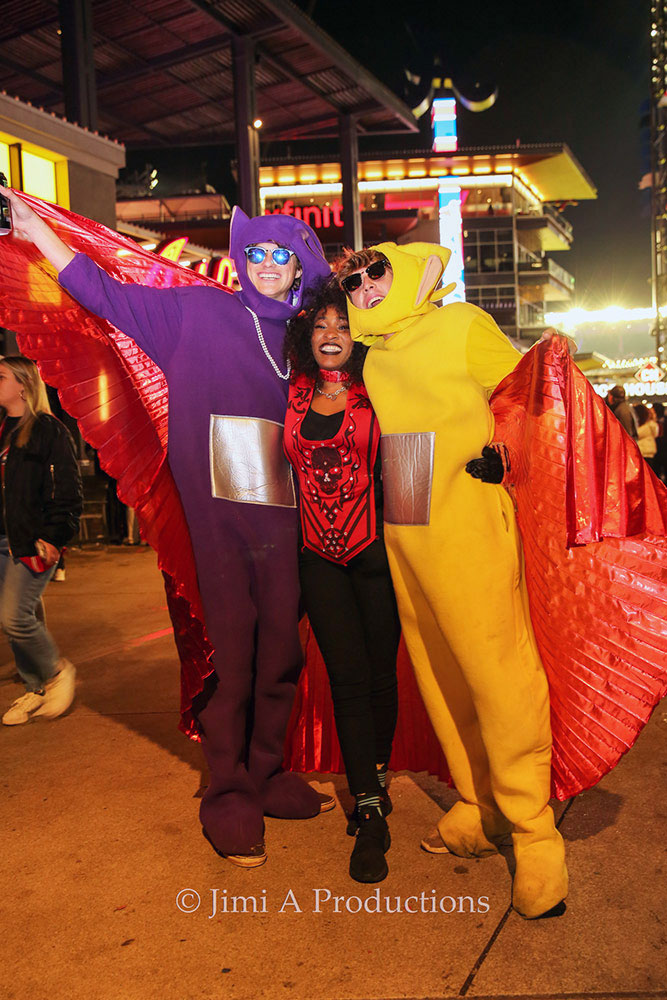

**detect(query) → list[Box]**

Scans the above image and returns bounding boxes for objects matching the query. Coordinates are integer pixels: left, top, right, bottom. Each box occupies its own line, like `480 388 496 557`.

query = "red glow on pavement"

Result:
126 627 174 647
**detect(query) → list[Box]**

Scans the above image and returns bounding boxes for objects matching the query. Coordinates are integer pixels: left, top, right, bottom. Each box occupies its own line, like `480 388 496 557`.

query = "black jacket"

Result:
2 413 83 556
610 400 638 439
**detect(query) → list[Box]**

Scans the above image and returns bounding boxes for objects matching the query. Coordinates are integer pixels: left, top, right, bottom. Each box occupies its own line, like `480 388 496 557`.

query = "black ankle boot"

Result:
349 810 391 883
380 787 392 817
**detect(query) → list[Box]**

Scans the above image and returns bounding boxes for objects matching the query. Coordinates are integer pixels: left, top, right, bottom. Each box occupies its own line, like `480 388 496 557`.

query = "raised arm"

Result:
1 185 183 367
1 184 75 271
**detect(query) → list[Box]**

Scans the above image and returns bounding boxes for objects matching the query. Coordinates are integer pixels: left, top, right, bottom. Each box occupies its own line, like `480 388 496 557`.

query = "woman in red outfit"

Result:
283 279 400 884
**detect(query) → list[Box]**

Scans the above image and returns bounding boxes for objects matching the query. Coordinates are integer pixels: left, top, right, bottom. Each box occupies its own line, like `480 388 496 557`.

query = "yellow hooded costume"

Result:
347 242 567 919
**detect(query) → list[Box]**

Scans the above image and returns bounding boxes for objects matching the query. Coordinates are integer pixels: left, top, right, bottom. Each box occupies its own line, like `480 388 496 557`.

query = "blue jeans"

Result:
0 537 58 692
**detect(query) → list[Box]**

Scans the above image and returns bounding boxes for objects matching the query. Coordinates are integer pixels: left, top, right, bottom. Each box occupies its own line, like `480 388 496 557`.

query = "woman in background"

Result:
0 356 82 726
634 403 659 473
651 402 666 481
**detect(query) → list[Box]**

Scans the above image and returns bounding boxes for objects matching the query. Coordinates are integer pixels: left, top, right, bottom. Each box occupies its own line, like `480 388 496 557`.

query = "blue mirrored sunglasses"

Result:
244 246 295 266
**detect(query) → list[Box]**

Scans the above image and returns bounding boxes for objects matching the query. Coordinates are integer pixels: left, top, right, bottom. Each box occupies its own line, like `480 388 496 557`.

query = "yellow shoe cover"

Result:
512 840 568 919
437 801 512 858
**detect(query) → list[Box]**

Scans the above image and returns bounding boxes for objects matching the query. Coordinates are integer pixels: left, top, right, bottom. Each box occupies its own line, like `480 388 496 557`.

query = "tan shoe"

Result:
420 827 451 854
34 659 75 719
436 800 509 858
222 843 268 868
2 691 47 726
203 828 267 868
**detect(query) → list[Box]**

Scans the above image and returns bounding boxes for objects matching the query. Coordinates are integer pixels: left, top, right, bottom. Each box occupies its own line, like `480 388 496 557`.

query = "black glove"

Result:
465 445 505 484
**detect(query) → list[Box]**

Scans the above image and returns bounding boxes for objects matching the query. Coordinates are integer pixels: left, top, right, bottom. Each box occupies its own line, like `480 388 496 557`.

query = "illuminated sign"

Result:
264 199 344 228
430 93 463 301
384 192 436 211
636 360 664 382
152 237 236 289
438 179 465 302
594 381 667 398
0 138 67 207
209 257 236 287
431 97 458 153
156 237 189 262
22 150 57 203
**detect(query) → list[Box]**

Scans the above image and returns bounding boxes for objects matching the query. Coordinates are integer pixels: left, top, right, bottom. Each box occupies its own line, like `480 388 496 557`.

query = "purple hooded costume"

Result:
58 208 331 854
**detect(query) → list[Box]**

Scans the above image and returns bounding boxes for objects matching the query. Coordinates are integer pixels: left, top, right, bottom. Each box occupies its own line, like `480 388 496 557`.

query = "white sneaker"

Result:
34 659 76 719
2 691 47 725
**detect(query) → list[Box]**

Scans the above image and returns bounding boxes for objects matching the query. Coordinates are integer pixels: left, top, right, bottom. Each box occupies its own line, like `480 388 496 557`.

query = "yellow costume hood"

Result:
347 241 457 345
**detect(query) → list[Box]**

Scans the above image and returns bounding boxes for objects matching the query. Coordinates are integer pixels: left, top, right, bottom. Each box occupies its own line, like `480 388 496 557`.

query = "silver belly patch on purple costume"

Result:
381 432 435 525
209 415 296 507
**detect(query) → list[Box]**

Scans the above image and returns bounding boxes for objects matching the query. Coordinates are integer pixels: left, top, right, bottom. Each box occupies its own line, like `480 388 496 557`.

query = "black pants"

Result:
656 437 667 481
298 537 400 796
645 453 661 476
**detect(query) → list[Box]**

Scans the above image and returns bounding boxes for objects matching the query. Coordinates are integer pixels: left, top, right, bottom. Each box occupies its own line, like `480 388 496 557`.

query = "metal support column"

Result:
511 185 521 343
340 114 362 249
650 0 667 361
232 35 260 218
58 0 98 130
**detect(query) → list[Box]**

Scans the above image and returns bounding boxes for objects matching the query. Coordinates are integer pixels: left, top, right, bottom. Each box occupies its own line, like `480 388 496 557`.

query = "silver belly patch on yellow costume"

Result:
209 414 296 507
381 432 434 525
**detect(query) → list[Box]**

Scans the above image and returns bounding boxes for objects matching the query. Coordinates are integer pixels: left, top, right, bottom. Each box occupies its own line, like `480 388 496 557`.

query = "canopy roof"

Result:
0 0 418 147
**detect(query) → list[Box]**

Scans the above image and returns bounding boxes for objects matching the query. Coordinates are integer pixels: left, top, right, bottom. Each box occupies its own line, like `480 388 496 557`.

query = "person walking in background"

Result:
53 550 66 582
607 385 637 438
123 507 141 545
0 356 82 726
651 401 666 481
634 403 659 473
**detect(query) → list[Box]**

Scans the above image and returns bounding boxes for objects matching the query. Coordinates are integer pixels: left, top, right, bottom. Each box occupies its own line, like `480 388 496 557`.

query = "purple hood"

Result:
230 206 331 320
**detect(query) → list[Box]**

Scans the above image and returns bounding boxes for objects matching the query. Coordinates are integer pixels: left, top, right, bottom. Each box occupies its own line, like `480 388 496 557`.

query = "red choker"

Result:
318 368 350 383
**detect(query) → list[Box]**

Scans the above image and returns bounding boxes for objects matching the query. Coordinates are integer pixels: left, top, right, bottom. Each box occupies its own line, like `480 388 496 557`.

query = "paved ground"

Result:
1 546 665 1000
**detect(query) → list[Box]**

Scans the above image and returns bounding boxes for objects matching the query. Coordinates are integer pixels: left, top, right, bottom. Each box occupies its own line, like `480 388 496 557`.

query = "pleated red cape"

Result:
1 197 665 799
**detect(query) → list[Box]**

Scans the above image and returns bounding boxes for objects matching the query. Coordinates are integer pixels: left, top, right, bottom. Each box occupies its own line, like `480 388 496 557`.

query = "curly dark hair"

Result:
283 276 367 384
633 403 652 427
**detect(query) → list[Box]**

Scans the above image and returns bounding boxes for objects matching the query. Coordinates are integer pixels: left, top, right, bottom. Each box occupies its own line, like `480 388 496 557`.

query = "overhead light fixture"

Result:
253 118 263 129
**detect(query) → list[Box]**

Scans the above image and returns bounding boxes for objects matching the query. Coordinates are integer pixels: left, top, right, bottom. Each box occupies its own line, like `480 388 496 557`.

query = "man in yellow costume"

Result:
336 242 568 919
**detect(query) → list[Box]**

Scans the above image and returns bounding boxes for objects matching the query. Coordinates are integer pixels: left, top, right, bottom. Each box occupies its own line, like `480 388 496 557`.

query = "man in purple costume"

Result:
4 191 332 865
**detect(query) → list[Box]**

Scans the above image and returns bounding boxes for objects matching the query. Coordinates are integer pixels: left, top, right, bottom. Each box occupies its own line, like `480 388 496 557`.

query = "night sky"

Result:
293 0 652 309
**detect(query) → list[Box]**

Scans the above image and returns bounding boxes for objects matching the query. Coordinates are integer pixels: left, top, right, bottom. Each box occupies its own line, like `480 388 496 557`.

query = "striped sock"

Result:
376 763 388 789
356 792 382 816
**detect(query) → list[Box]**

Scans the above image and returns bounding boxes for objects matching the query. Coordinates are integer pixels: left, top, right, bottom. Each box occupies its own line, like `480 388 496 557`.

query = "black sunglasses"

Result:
340 259 391 295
